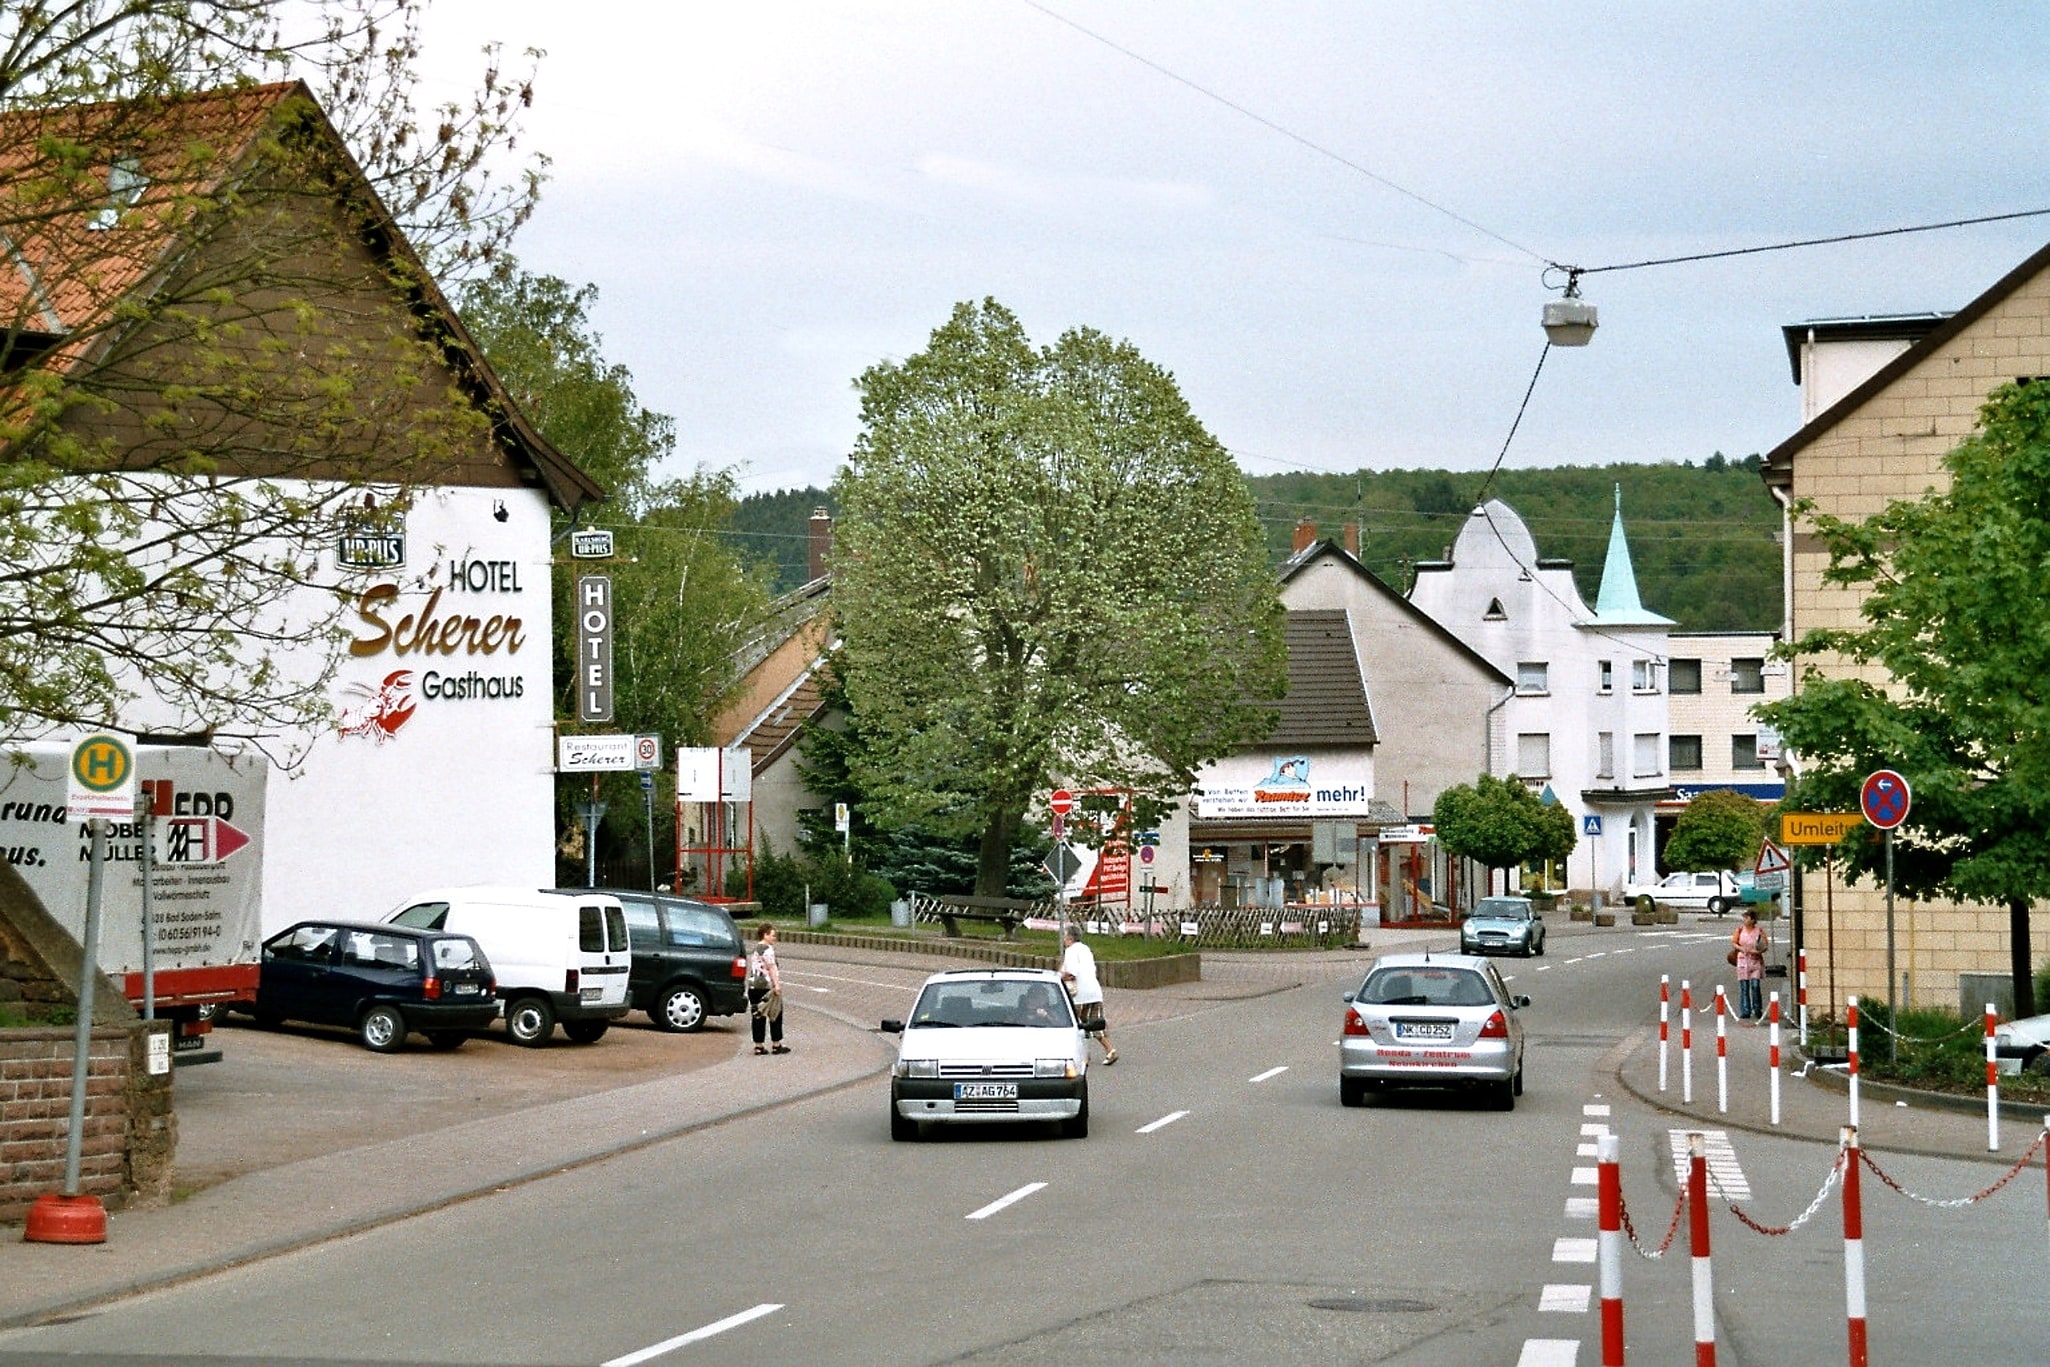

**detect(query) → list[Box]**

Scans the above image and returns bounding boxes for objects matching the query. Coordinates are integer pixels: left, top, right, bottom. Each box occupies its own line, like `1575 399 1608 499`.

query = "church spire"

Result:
1589 484 1673 626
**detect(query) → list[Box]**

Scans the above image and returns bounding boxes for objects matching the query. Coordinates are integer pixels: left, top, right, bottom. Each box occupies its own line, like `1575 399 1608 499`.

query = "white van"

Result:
386 887 632 1046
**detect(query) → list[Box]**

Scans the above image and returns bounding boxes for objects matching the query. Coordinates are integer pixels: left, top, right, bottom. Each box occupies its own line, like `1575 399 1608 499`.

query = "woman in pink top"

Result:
1732 909 1769 1022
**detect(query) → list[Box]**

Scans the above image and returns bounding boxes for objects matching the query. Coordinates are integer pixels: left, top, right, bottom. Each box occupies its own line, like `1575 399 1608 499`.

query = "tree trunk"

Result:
976 808 1020 899
2012 897 2036 1019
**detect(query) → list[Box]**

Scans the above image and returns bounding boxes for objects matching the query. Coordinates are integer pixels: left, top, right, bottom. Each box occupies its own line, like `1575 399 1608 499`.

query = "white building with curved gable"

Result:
1406 494 1672 899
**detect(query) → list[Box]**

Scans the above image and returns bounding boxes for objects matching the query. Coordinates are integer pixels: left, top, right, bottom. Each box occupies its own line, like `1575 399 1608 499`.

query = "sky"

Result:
408 2 2050 498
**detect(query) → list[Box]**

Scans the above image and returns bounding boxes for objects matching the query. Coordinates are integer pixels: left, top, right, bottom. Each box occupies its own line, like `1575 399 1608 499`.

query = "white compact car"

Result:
882 968 1090 1141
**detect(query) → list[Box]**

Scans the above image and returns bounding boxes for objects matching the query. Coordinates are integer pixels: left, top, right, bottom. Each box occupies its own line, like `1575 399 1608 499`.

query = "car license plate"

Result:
953 1082 1018 1100
451 983 481 996
1395 1021 1455 1041
579 986 603 1002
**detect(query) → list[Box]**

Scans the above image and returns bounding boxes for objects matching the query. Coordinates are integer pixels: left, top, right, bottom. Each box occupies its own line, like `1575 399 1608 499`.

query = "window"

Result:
1517 732 1551 778
618 898 663 950
1632 659 1659 693
1598 660 1613 695
1597 731 1614 779
1670 658 1701 694
390 902 449 931
1633 733 1661 779
580 905 606 953
86 155 147 231
666 903 736 949
1517 661 1549 694
431 938 483 971
340 931 418 971
1670 734 1704 771
266 924 337 963
1733 734 1765 770
1731 658 1765 694
1484 597 1507 621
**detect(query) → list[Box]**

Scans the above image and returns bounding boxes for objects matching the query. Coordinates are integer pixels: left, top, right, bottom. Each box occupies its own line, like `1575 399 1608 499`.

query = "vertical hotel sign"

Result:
577 575 613 723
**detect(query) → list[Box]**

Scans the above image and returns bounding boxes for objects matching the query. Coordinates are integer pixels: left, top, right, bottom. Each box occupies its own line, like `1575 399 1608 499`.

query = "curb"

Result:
1795 1052 2050 1124
771 929 1202 988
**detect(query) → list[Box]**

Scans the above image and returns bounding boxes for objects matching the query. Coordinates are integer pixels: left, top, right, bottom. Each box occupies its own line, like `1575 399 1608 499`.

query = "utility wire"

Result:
1563 207 2050 279
1021 0 1549 265
1472 341 1551 508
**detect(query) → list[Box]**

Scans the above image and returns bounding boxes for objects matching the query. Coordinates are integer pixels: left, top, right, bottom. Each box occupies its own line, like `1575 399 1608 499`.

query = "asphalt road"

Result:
2 926 2044 1365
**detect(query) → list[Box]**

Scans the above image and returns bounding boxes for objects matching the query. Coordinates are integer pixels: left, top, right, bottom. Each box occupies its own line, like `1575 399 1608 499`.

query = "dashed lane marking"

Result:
1667 1129 1752 1200
1136 1111 1188 1134
1583 1104 1611 1116
1565 1197 1597 1219
1249 1065 1288 1083
1517 1339 1581 1366
1563 957 1584 965
1551 1237 1598 1263
1584 952 1606 959
603 1304 784 1365
1540 1284 1592 1313
1535 965 1552 972
967 1182 1048 1221
1569 1166 1597 1186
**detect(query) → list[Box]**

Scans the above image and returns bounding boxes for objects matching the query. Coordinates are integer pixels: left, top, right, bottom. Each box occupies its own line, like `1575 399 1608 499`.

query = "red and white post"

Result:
1598 1131 1624 1366
1689 1130 1716 1367
1843 1126 1868 1367
1714 984 1729 1114
1986 1002 2000 1152
1659 974 1671 1093
1847 996 1861 1130
1769 990 1782 1127
1798 949 1809 1046
1682 980 1695 1105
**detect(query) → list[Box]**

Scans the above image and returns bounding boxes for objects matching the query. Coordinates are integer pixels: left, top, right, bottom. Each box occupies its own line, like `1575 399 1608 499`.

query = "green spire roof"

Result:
1588 484 1674 627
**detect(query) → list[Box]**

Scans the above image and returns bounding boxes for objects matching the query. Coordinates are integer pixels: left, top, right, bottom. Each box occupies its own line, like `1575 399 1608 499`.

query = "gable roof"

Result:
0 81 603 510
1269 609 1377 747
1278 539 1512 685
1761 237 2050 489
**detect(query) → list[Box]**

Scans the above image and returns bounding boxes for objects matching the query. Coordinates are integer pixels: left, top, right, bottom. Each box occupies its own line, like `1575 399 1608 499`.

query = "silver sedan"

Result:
1338 953 1529 1110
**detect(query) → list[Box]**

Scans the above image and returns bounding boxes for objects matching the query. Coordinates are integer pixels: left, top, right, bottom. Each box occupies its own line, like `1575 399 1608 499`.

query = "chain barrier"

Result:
1859 1132 2048 1209
1858 1013 1983 1045
1723 1144 1846 1236
1618 1182 1687 1260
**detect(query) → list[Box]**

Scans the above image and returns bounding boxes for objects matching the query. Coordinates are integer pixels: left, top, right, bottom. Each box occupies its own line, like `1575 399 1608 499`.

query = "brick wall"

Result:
0 1023 174 1223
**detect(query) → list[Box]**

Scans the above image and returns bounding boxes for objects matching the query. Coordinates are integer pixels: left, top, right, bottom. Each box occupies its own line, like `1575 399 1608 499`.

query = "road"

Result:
2 926 2044 1365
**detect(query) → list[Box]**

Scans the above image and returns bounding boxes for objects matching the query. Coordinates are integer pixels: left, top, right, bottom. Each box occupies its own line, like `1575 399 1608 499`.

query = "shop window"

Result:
1517 732 1550 778
1670 658 1701 694
1633 732 1661 779
1731 658 1765 694
1733 734 1765 770
1517 661 1548 694
1669 734 1704 771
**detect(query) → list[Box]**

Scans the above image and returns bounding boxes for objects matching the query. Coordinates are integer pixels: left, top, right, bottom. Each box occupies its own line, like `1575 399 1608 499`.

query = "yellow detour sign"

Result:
67 732 136 820
1780 811 1861 846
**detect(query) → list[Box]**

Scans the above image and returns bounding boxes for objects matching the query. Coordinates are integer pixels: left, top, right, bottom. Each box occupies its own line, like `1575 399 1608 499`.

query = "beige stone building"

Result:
1762 247 2050 1015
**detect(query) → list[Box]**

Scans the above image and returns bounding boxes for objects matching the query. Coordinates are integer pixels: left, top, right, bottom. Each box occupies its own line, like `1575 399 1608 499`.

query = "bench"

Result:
918 894 1043 939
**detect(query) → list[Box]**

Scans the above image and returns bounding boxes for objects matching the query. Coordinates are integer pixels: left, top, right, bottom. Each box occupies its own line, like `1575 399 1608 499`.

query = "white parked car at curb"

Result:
881 968 1089 1140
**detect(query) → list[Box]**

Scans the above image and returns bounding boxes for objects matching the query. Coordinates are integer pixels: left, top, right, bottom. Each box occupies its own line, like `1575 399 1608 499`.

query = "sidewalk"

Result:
0 933 1434 1328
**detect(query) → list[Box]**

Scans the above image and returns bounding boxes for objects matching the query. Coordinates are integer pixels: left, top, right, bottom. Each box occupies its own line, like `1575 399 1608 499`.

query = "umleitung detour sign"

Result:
1780 811 1861 845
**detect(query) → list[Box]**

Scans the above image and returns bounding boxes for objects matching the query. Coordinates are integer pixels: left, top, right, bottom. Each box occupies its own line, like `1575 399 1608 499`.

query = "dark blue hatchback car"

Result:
251 920 499 1052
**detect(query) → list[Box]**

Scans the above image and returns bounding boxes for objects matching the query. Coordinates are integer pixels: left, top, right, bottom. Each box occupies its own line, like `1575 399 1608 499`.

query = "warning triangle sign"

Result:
1754 839 1790 876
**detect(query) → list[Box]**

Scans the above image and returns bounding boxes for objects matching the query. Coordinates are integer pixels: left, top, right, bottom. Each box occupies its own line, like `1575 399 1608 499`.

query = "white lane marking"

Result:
1584 952 1606 959
1667 1129 1752 1200
1249 1065 1288 1083
1563 957 1584 965
967 1182 1048 1221
1540 1284 1592 1313
1583 1104 1611 1116
801 986 831 993
1535 964 1552 972
1575 1143 1597 1157
1502 974 1517 982
1611 947 1635 955
1570 1166 1598 1186
1517 1338 1581 1366
1565 1196 1598 1219
1552 1237 1598 1263
603 1304 784 1366
1137 1110 1189 1134
780 970 917 991
1578 1123 1609 1136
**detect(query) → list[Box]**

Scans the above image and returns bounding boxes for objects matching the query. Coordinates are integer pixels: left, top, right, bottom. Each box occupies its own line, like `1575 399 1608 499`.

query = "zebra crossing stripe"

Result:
1666 1128 1751 1199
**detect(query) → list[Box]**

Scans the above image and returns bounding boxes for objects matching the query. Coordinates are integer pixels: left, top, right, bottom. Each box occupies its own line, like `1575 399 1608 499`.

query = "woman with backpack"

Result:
748 922 788 1055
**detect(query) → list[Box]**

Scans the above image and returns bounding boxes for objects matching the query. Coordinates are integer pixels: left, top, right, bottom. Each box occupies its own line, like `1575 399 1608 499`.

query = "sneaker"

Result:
1102 1049 1118 1066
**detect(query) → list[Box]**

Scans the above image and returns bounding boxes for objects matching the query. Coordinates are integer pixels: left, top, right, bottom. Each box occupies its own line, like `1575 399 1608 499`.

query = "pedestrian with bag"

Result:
748 922 788 1055
1730 908 1768 1022
1059 923 1117 1065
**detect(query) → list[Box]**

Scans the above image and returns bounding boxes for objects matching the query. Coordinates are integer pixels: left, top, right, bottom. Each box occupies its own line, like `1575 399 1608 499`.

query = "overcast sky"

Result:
411 2 2050 498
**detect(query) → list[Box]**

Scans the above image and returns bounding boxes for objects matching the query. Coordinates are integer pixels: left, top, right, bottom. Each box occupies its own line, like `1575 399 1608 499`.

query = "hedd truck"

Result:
0 743 265 1061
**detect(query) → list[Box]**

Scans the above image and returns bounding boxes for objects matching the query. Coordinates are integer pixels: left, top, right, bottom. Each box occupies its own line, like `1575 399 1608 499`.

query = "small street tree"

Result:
831 299 1287 896
1664 788 1768 874
1755 381 2050 1016
1432 774 1575 896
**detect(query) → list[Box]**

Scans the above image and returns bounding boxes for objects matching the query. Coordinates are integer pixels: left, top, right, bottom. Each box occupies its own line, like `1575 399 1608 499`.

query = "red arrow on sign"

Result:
211 816 250 861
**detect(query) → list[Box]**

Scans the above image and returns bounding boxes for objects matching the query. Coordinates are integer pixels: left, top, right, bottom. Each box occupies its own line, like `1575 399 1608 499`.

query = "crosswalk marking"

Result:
1569 1166 1597 1186
1583 1104 1611 1116
1667 1128 1751 1200
1576 1143 1598 1157
1551 1236 1598 1263
1564 1196 1598 1219
1578 1123 1609 1136
1517 1340 1580 1367
1540 1284 1592 1313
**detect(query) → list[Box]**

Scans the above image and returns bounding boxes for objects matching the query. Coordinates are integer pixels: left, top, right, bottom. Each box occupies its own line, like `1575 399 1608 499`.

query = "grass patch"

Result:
1851 1003 2050 1103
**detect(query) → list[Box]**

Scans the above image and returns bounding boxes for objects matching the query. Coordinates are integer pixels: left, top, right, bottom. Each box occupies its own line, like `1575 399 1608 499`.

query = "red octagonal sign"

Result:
1049 788 1075 817
1860 769 1911 830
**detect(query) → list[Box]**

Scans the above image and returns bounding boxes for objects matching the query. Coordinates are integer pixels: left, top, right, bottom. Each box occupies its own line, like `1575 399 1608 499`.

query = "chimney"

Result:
1291 516 1317 553
807 508 833 581
1342 522 1360 557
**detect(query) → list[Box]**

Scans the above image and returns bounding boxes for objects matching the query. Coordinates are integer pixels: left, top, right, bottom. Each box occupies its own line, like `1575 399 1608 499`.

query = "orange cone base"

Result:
23 1193 107 1244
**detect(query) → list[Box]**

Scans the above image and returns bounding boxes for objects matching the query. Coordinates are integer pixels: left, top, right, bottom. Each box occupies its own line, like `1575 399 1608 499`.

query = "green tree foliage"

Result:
1755 382 2050 1016
1664 788 1768 872
1434 774 1577 894
0 1 546 746
832 299 1287 896
729 486 835 591
459 262 773 876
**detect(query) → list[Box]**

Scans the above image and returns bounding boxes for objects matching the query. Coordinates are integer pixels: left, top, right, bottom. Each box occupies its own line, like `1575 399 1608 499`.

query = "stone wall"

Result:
0 1021 174 1223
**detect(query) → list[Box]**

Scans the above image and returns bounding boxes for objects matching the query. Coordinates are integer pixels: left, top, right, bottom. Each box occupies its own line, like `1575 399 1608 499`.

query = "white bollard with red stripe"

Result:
1769 991 1782 1126
1659 974 1671 1093
2041 1115 2050 1267
1987 1003 2000 1152
1798 949 1809 1047
1714 984 1729 1114
1682 980 1695 1105
1847 996 1861 1131
1598 1131 1624 1366
1689 1130 1716 1367
1843 1126 1868 1367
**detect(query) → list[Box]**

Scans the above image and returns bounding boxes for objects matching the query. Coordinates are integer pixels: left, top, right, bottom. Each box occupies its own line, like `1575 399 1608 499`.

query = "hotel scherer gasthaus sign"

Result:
1194 751 1375 819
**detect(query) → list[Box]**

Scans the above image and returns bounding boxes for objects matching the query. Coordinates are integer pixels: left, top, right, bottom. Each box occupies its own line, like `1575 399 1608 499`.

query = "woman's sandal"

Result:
1103 1049 1118 1065
754 1045 768 1055
772 1044 790 1055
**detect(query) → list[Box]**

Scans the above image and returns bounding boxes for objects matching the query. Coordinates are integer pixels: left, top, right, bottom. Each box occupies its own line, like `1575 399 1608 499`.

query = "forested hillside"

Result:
732 458 1781 631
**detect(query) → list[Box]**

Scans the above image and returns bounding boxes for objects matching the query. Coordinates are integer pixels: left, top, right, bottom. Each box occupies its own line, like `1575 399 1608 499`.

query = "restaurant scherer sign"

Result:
338 549 534 744
1194 752 1376 819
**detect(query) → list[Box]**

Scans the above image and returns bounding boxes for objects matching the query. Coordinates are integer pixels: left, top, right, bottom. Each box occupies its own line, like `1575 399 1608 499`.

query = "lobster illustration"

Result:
337 670 417 742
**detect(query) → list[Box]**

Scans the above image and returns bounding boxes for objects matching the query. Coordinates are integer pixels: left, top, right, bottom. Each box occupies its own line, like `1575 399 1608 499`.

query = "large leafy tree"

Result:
1755 381 2050 1016
832 299 1287 896
1432 773 1576 896
0 1 546 753
1664 788 1768 873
